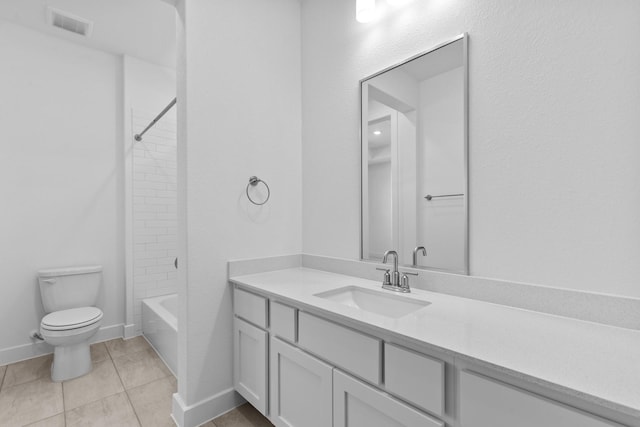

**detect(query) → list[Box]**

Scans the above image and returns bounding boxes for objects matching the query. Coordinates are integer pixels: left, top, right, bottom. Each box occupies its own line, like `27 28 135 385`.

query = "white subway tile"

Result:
146 242 175 251
146 264 175 274
156 213 177 221
145 197 173 205
135 235 158 244
134 227 166 236
133 212 158 221
134 181 168 190
136 272 168 283
136 250 168 259
146 220 175 228
135 259 158 267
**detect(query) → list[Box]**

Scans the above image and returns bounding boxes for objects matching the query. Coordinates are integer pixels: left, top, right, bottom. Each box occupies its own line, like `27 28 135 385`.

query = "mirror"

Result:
361 34 468 274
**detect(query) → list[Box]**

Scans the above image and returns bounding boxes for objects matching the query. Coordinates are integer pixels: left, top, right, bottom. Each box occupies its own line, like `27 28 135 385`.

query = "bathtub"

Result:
142 294 177 375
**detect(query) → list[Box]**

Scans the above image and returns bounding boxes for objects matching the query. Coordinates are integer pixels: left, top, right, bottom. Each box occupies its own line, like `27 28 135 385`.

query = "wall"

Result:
123 56 177 336
0 21 125 363
174 0 302 424
301 0 640 298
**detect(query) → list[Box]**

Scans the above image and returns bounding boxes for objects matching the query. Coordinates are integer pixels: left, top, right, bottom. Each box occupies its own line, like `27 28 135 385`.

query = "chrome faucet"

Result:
413 246 426 266
378 250 413 293
382 250 400 287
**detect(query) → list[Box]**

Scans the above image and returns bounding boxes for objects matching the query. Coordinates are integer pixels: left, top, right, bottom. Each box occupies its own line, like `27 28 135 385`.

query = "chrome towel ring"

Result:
246 176 270 206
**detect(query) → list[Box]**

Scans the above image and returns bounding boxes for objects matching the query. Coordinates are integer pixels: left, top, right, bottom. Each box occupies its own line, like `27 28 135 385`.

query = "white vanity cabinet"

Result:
233 317 268 415
333 369 444 427
460 371 622 427
232 284 628 427
233 288 269 415
269 336 333 427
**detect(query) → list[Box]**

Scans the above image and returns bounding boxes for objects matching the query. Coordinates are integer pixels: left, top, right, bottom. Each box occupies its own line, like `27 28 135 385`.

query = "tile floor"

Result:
0 337 272 427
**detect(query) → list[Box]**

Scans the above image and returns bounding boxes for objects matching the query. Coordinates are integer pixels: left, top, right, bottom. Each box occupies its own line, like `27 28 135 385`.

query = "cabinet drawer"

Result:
298 312 382 384
333 369 444 427
460 371 622 427
384 343 444 416
234 287 268 329
270 301 297 343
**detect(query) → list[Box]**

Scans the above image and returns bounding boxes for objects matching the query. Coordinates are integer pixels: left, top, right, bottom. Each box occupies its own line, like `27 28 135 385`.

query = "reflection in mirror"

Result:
361 34 468 274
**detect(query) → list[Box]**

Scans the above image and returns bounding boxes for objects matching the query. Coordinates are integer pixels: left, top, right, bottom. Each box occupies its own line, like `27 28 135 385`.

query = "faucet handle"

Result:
399 274 412 292
400 271 419 276
376 268 391 286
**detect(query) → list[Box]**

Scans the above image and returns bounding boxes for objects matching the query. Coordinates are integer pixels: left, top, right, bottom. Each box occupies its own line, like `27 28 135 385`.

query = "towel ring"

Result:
246 176 270 206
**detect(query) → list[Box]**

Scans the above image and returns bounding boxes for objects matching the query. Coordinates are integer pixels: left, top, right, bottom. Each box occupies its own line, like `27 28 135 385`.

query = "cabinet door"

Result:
333 370 444 427
270 337 333 427
233 317 268 415
460 371 621 427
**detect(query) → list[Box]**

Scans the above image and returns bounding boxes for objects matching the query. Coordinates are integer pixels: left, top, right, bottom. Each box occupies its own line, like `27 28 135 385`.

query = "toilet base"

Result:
51 341 93 382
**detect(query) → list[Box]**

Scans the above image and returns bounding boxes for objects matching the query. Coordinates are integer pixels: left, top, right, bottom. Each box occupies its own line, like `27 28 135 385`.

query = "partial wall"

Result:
301 0 640 298
0 21 125 363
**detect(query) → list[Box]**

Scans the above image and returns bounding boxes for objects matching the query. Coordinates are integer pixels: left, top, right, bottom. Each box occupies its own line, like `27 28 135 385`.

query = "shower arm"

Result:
134 97 177 142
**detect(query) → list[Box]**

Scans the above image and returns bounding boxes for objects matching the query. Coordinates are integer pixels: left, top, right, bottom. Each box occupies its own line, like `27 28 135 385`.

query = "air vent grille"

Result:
47 7 93 37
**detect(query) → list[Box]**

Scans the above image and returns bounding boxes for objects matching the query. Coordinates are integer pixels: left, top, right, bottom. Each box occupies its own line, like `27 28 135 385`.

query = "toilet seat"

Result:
41 307 103 331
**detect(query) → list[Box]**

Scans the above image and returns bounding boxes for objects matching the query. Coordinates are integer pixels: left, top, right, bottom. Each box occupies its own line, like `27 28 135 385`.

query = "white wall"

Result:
175 0 302 421
0 21 125 362
301 0 640 298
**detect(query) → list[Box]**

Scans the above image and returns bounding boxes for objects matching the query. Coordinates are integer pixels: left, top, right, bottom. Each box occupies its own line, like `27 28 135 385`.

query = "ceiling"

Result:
0 0 176 68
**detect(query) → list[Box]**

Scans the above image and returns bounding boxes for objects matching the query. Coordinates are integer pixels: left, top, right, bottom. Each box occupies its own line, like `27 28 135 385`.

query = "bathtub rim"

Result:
142 293 177 331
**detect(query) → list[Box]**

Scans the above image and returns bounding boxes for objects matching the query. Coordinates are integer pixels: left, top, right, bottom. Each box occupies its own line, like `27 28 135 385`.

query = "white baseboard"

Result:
92 323 125 343
123 323 137 339
172 388 245 427
0 323 124 366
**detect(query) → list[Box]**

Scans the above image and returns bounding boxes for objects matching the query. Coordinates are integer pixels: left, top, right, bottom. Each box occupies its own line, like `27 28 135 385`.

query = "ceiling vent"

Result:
47 7 93 37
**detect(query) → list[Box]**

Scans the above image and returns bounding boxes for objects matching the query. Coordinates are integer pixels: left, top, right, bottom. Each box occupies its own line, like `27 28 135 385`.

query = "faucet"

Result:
413 246 426 266
382 250 399 286
380 250 413 293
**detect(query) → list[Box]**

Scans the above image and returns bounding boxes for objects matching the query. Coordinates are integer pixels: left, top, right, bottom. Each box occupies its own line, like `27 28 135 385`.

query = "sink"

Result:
314 286 430 319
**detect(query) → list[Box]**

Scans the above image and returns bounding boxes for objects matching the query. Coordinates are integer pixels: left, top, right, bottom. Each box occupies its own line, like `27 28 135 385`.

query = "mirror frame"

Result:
359 33 469 274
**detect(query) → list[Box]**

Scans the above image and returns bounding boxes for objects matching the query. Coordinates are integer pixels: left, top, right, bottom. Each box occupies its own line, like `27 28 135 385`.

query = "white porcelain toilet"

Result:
38 265 104 382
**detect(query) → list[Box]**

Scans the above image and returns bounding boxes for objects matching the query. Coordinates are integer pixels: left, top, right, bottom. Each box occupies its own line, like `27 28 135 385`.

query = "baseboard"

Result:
123 323 137 339
172 388 246 427
0 323 124 366
92 323 125 343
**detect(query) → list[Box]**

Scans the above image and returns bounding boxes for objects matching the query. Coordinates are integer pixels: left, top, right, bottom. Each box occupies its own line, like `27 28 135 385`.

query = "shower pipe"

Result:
134 97 177 142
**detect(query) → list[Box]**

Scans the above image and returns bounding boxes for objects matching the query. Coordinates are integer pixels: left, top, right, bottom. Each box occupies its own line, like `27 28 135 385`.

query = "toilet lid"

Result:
41 307 103 331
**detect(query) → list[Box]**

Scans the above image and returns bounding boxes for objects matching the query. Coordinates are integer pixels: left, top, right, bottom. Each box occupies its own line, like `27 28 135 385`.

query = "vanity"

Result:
229 32 640 427
230 267 640 427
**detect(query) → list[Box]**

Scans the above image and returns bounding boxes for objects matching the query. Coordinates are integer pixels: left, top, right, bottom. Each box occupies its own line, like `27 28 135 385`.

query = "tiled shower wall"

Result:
132 112 177 333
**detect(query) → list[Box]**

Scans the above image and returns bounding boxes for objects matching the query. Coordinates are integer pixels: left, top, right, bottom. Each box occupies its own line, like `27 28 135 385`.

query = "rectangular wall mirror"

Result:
361 34 468 274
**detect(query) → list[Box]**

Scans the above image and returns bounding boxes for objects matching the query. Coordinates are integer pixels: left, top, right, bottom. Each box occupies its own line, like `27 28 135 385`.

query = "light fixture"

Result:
387 0 413 5
356 0 377 23
373 130 382 135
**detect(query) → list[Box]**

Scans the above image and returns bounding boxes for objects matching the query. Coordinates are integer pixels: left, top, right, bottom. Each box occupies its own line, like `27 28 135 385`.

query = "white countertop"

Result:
230 267 640 418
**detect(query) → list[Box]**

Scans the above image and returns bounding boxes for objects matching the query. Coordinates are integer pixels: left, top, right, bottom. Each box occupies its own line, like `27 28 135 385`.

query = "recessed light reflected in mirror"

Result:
356 0 377 23
373 130 382 135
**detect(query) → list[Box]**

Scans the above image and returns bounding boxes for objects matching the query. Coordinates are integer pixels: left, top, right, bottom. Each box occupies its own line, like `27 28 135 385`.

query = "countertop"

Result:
230 267 640 418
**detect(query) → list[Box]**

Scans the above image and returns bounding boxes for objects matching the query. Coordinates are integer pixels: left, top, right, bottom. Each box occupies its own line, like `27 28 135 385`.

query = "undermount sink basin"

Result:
314 286 430 319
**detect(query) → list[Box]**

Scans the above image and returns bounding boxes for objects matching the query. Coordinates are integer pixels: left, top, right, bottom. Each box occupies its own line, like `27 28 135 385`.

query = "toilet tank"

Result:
38 265 102 313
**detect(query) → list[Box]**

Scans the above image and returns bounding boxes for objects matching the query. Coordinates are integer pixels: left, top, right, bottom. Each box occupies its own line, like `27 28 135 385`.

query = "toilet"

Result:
38 265 104 382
